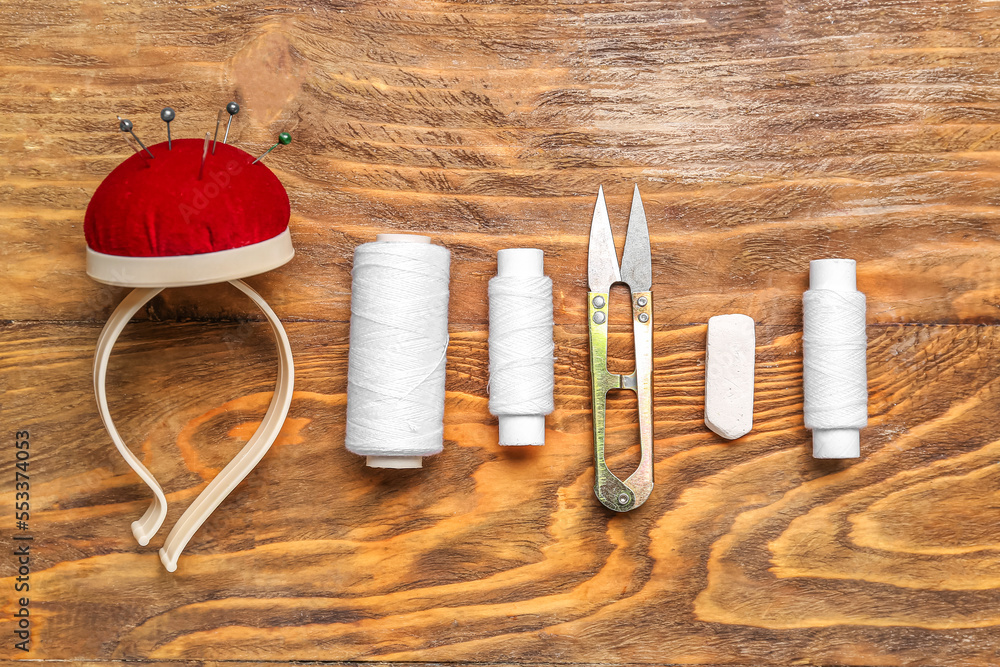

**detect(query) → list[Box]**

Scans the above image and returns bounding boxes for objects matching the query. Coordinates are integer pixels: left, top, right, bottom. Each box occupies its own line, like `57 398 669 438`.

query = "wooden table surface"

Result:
4 0 1000 665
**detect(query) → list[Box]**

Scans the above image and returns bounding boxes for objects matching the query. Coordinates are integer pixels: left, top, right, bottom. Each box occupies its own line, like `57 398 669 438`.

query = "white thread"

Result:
488 249 554 446
345 236 451 465
802 258 868 459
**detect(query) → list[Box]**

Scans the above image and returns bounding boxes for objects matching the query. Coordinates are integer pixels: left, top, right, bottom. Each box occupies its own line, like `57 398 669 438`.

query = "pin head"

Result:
119 118 133 132
227 102 240 116
160 107 175 123
250 132 293 164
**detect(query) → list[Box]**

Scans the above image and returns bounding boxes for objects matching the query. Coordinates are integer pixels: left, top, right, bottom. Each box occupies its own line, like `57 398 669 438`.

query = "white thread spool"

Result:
488 248 555 446
346 234 451 469
802 258 868 459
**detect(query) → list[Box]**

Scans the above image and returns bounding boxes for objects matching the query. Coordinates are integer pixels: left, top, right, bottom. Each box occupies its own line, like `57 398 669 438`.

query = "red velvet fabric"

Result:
85 138 290 257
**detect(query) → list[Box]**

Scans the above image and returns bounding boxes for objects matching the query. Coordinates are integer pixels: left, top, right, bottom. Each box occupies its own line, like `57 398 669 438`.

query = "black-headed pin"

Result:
118 117 154 159
213 102 239 154
160 107 176 150
223 102 239 144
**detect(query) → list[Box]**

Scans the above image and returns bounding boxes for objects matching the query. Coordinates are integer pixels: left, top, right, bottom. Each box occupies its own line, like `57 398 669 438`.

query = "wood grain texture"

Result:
4 0 1000 664
3 319 1000 665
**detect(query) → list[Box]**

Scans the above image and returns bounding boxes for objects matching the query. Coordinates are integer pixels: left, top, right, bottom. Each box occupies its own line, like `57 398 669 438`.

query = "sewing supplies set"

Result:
85 107 869 570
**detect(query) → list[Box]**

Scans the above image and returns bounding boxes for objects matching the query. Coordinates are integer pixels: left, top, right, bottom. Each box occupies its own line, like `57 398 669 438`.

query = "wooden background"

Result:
4 0 1000 664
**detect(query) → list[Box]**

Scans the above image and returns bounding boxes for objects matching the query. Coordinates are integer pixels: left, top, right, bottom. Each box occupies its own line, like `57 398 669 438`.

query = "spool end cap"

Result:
809 258 857 291
498 414 546 446
497 248 544 278
366 455 423 469
812 428 860 459
375 234 431 244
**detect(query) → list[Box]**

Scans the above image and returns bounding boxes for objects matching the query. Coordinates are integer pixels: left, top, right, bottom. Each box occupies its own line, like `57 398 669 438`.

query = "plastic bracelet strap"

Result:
94 279 294 572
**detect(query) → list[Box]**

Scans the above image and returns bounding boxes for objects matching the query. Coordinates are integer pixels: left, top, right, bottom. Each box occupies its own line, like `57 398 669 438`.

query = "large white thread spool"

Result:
345 234 451 469
488 248 555 446
802 258 868 459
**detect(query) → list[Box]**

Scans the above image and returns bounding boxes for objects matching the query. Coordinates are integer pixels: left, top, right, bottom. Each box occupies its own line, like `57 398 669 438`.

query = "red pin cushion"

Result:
85 138 293 287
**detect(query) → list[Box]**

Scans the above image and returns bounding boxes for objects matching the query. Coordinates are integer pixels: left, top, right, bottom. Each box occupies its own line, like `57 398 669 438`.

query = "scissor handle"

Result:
626 291 654 505
588 290 654 512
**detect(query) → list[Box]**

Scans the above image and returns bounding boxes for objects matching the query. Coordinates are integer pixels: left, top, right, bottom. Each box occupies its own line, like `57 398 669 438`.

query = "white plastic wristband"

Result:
94 279 294 572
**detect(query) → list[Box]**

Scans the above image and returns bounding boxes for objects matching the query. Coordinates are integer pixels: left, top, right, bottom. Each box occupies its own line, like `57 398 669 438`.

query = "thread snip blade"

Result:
588 185 622 292
621 184 651 292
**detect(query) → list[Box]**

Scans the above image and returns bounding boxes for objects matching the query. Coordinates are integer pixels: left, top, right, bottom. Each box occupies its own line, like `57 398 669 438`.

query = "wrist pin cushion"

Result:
86 107 294 572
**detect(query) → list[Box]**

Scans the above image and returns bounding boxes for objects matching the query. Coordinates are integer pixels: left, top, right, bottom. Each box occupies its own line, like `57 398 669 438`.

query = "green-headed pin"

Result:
251 132 291 165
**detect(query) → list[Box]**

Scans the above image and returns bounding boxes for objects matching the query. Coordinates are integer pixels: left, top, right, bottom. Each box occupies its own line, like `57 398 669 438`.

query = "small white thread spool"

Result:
345 233 451 469
488 248 554 446
802 258 868 459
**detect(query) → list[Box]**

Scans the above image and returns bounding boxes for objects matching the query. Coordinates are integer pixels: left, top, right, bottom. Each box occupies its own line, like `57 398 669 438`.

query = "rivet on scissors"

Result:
618 493 629 505
593 311 606 324
638 312 649 323
593 295 605 308
637 296 647 307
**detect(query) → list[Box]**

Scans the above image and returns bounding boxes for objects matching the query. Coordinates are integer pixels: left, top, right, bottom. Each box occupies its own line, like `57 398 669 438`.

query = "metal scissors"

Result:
587 185 653 512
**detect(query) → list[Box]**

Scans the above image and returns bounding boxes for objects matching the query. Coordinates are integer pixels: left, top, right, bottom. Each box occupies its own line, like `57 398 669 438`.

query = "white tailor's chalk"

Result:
704 314 756 440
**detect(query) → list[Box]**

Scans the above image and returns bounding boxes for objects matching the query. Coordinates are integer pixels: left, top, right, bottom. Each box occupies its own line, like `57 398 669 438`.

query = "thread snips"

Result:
587 185 653 512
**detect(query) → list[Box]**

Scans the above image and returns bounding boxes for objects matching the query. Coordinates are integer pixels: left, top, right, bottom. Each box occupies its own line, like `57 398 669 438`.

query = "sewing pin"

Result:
251 132 291 164
116 118 139 155
117 116 154 159
211 108 224 154
160 107 175 150
223 102 239 145
198 132 210 180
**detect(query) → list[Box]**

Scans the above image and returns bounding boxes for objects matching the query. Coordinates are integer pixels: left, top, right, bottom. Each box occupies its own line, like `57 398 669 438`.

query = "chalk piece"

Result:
705 314 755 440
